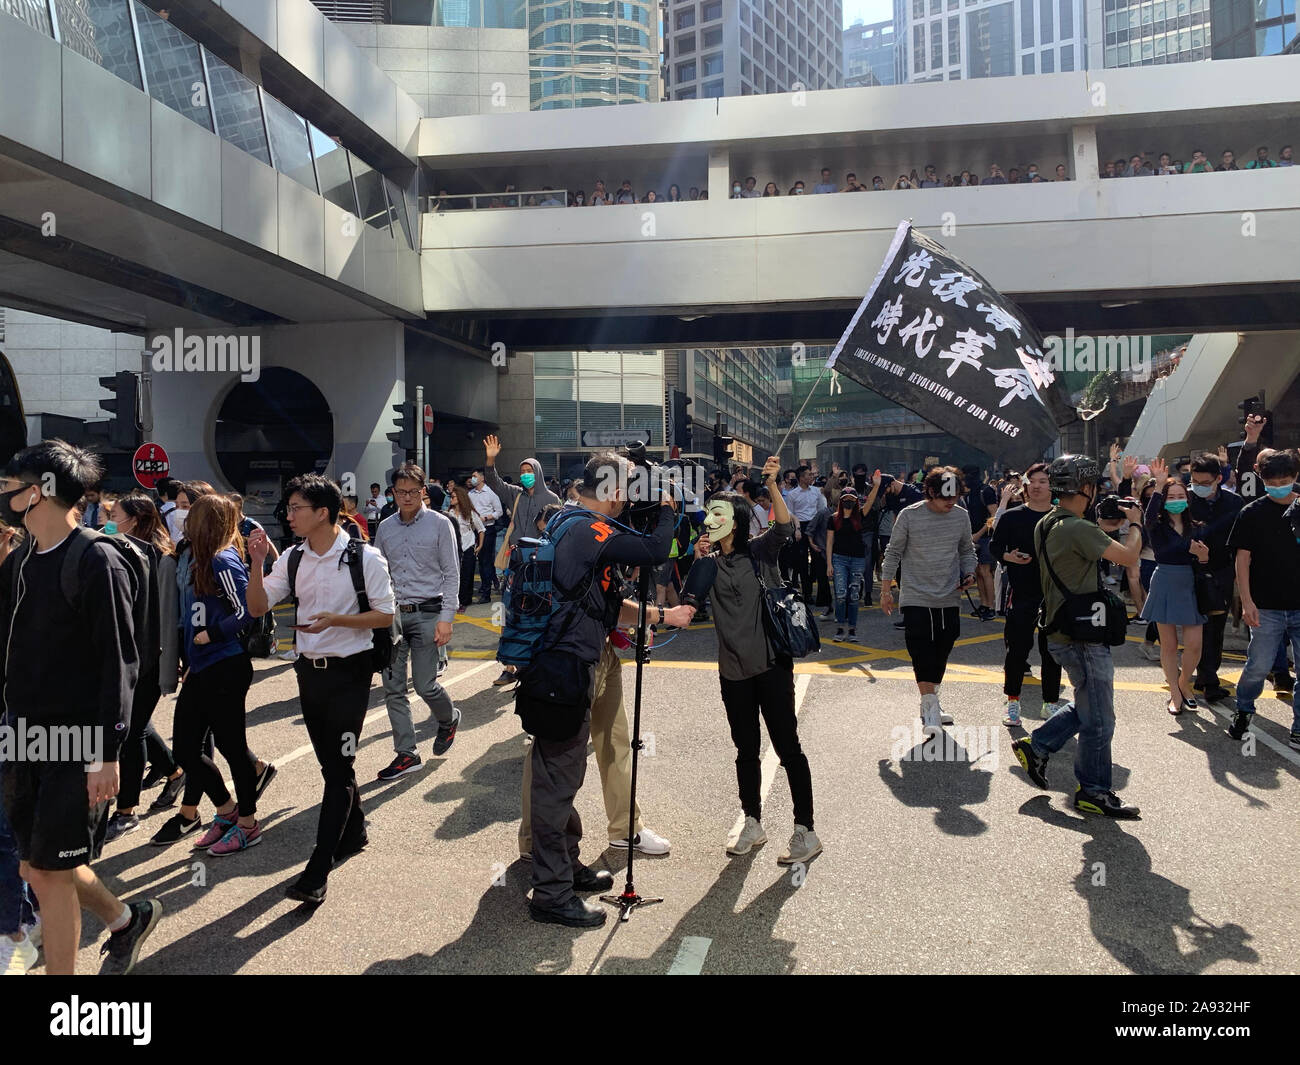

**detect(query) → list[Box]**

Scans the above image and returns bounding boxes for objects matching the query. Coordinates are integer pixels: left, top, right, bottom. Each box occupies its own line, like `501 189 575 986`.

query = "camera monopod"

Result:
600 565 664 921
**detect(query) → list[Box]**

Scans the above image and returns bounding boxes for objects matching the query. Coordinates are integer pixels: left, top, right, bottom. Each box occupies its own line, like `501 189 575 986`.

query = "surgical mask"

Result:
520 472 536 489
1163 500 1188 514
104 521 118 535
469 475 479 487
1190 483 1215 498
1265 484 1295 499
733 185 741 194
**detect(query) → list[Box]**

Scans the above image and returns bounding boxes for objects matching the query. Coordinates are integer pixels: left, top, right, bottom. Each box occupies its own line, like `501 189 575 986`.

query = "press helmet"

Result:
1047 454 1101 497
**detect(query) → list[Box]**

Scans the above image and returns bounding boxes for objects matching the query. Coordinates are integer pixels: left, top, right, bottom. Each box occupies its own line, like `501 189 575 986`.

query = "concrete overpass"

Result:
420 55 1300 349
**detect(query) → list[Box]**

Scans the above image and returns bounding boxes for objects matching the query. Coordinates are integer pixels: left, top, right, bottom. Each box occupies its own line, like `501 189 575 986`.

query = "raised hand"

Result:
484 434 502 462
1149 457 1169 487
1109 441 1122 461
1243 413 1266 445
1122 455 1137 479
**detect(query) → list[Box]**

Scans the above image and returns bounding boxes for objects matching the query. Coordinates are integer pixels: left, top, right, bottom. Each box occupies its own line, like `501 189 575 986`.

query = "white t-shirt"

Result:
450 509 485 552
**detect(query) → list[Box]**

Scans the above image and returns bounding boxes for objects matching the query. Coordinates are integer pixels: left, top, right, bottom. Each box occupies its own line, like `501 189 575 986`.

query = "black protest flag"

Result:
825 221 1063 469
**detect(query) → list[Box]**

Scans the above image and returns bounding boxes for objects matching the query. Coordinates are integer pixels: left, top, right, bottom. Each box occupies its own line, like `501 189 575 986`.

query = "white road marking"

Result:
727 673 813 846
667 935 712 975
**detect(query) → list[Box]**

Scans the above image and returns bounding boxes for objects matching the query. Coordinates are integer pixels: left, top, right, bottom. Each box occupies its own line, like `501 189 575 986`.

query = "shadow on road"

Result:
1018 795 1258 974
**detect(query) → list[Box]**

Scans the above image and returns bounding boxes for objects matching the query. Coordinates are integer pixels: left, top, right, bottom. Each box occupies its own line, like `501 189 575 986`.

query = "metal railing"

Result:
310 1 389 22
425 190 571 211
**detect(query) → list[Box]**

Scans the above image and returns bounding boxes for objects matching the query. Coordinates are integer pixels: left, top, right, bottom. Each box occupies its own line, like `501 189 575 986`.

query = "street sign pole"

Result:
416 384 426 477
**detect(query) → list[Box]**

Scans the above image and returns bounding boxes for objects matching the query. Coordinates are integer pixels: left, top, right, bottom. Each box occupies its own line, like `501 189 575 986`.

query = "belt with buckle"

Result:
298 651 370 670
399 598 442 614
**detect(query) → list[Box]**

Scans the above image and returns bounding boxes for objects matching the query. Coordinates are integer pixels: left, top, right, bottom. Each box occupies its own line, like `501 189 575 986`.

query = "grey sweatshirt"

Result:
485 458 561 550
880 500 978 609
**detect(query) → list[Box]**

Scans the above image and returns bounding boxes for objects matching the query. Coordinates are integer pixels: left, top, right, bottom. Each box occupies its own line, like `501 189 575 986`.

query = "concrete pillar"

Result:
1070 122 1099 182
708 147 730 200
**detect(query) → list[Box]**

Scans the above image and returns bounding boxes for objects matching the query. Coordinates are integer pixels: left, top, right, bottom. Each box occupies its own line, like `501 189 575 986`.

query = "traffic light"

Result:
387 400 417 453
98 371 139 450
712 419 734 471
669 390 692 451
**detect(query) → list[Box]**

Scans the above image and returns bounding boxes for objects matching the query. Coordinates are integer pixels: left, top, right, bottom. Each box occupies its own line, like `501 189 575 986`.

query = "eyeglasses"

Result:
393 488 422 498
285 504 320 514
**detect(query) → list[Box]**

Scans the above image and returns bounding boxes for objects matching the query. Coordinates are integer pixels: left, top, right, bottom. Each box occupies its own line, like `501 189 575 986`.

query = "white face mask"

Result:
703 502 736 541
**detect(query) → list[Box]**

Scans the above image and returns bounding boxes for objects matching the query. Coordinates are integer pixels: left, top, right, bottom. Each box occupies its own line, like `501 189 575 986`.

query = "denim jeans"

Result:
1031 640 1116 794
384 611 456 756
1236 609 1300 730
832 554 867 627
0 766 35 934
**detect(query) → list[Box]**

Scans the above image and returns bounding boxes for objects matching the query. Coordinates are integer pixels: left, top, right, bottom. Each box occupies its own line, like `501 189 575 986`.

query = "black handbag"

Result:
749 556 821 659
1194 567 1224 615
1035 514 1128 647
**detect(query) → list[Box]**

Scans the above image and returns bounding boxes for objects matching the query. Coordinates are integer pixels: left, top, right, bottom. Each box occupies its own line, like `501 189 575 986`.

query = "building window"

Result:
703 78 724 96
1059 0 1073 38
702 25 723 47
207 60 272 165
949 14 961 62
1060 42 1074 68
677 59 697 82
914 22 926 69
932 23 943 66
1021 0 1035 47
702 51 723 75
967 2 1015 77
675 7 695 30
677 33 695 53
1040 46 1054 70
702 0 722 21
1040 0 1054 42
135 4 213 132
263 92 318 193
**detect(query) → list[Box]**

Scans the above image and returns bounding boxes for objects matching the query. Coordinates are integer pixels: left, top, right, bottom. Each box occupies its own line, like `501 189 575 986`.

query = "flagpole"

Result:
774 360 833 459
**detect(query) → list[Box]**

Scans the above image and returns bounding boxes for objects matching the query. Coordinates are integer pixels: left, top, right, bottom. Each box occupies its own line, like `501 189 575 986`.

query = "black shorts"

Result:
1 759 108 870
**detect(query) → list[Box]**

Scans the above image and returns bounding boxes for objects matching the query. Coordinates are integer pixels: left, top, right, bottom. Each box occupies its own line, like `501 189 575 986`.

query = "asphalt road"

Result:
55 598 1300 975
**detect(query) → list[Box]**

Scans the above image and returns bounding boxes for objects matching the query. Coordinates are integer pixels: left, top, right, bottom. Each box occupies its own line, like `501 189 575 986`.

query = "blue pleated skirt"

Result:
1140 564 1206 626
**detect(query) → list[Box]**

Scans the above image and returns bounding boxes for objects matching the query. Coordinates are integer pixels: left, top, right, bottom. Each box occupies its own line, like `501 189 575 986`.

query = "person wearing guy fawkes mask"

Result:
1185 453 1243 704
1225 450 1300 749
1009 455 1145 818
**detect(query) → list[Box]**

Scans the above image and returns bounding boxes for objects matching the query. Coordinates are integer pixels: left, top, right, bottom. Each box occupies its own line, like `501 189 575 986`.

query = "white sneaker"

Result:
1003 698 1022 727
726 816 767 856
610 826 671 855
1043 699 1071 718
1140 642 1161 662
22 914 41 950
920 696 942 736
778 824 823 865
277 648 298 662
1 933 38 975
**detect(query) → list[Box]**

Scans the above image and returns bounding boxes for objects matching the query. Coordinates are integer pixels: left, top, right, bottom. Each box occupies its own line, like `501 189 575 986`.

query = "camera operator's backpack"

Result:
496 508 596 669
11 526 152 674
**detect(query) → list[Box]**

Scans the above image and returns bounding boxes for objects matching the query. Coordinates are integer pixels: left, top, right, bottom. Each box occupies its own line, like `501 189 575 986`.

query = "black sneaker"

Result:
492 669 516 687
846 629 857 642
432 709 461 756
1269 671 1295 694
979 606 996 620
1202 686 1233 703
334 833 369 863
477 595 492 605
892 619 906 629
1074 787 1141 819
140 765 170 790
437 658 448 678
835 627 844 640
286 878 327 905
1011 737 1050 789
148 772 186 812
150 812 201 846
98 899 162 975
1226 711 1252 741
377 752 422 781
529 897 607 928
254 763 277 801
104 812 140 844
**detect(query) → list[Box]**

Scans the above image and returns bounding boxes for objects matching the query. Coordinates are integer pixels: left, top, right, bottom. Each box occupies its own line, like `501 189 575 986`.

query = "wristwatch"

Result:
657 605 666 625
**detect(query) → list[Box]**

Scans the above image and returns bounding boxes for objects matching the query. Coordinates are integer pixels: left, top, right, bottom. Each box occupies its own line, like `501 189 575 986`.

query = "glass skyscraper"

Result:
528 0 660 108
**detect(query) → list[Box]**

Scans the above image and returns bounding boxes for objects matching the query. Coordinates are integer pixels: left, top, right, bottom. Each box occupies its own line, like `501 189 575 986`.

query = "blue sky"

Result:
842 0 895 27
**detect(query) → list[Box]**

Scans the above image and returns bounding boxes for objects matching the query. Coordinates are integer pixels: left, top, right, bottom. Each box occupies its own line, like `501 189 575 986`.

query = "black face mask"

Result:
853 473 867 491
0 484 36 527
1082 484 1098 522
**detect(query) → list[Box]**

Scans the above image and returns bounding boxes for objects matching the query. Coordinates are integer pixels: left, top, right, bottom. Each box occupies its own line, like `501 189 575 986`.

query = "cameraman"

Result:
517 452 675 929
1010 455 1144 818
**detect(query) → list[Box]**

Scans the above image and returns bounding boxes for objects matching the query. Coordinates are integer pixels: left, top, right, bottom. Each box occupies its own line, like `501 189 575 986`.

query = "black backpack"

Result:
286 538 392 673
11 526 152 674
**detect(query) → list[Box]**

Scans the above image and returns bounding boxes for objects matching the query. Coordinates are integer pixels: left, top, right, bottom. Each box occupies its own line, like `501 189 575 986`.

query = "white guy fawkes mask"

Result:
703 501 735 541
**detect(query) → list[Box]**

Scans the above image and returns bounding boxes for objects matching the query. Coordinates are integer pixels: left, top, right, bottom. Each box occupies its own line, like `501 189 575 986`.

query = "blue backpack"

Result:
496 508 597 668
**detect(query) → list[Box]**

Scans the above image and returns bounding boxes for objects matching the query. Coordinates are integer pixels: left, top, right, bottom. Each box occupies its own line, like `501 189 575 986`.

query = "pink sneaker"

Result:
194 811 238 849
208 821 261 856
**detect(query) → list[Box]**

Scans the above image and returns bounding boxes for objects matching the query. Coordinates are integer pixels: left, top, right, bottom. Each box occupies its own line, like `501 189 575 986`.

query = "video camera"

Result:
621 440 688 534
1097 494 1140 521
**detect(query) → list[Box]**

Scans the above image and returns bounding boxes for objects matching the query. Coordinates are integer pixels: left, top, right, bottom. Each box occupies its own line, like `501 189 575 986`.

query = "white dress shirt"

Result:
262 529 395 659
783 484 826 523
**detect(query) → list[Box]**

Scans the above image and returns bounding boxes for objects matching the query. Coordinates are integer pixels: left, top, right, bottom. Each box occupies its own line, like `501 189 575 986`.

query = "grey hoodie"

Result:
485 457 561 550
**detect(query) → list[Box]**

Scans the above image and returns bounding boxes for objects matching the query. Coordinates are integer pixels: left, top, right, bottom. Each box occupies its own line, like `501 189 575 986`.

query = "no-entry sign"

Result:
132 442 170 491
423 403 434 436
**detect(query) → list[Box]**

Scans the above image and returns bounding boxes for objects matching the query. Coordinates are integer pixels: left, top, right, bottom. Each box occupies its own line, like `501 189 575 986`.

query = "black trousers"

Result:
477 521 499 596
810 546 831 607
789 536 814 603
1003 601 1062 701
295 652 372 885
1195 566 1234 690
718 659 814 829
116 668 168 811
902 606 960 684
172 653 258 817
458 545 477 610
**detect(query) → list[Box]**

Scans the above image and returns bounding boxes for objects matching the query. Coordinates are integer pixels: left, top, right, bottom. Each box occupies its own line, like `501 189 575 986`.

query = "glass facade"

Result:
843 19 897 87
690 348 780 457
20 0 416 249
528 0 659 108
1210 0 1297 57
968 2 1016 76
1103 0 1215 65
532 353 666 473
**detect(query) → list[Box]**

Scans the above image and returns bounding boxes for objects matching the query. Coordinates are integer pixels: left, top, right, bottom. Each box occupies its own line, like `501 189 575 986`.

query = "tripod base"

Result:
599 887 664 923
